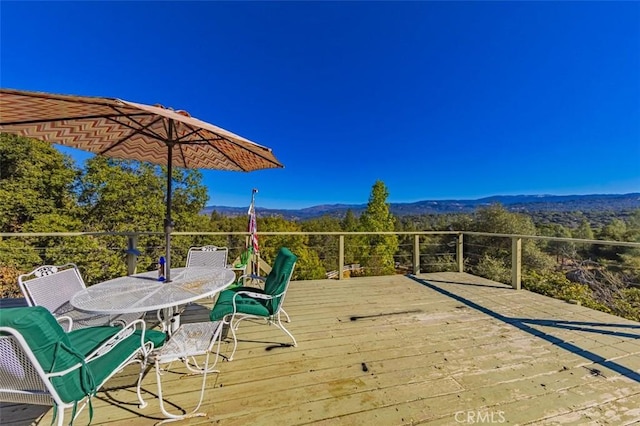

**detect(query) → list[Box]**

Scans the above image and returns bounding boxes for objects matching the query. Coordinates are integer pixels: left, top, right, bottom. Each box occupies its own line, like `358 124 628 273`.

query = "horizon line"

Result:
206 191 640 211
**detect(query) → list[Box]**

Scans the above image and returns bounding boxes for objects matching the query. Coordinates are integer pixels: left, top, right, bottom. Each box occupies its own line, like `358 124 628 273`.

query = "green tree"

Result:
573 219 595 240
469 204 554 281
594 218 628 261
341 209 364 267
538 223 575 264
0 134 79 233
598 218 627 242
302 215 342 273
359 181 398 276
0 134 88 275
259 216 325 280
77 157 210 270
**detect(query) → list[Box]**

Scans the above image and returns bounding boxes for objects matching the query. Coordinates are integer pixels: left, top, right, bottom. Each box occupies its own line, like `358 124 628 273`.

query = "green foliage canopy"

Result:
359 180 398 275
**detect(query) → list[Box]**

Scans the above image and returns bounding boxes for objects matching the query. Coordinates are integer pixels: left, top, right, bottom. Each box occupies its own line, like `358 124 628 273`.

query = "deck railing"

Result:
1 231 638 291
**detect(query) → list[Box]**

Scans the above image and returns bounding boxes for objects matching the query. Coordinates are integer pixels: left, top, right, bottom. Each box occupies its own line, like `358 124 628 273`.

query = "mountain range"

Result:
203 193 640 221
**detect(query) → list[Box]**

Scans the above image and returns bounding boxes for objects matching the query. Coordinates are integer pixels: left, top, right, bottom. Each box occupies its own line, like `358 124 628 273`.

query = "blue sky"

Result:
1 1 639 209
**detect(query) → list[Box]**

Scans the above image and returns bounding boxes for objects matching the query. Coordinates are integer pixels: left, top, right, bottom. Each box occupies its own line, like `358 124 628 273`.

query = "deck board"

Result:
2 272 640 425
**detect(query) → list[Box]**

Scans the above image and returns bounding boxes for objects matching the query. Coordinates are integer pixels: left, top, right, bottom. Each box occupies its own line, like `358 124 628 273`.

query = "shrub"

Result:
473 254 510 284
0 265 22 299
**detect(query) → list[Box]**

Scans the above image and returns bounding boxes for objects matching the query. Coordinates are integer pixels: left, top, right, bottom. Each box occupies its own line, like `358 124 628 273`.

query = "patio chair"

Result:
210 247 298 361
0 306 166 426
18 263 145 331
151 321 224 422
186 245 229 268
229 262 292 323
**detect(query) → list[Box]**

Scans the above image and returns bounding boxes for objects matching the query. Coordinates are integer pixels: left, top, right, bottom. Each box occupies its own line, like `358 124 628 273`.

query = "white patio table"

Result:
70 267 235 334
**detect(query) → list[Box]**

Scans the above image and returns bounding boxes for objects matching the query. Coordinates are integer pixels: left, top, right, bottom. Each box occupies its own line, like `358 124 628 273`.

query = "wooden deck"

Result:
2 272 640 425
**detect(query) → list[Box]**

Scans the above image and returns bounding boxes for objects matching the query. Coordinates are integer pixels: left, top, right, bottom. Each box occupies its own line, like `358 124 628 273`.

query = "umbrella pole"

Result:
165 142 173 282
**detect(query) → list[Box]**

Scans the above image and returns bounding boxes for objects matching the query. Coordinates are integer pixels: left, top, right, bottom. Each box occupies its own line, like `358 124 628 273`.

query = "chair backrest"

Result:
263 247 297 314
186 246 229 268
0 306 94 405
0 334 53 406
18 264 86 314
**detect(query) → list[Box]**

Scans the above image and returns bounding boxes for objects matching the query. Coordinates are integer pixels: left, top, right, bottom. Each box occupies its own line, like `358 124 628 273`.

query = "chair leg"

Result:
275 315 297 347
184 329 223 374
137 358 149 409
55 405 64 426
280 308 291 323
227 316 239 361
154 352 211 424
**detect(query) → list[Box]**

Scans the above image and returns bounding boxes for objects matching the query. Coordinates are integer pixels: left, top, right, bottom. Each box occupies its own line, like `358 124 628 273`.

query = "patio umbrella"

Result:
0 88 283 282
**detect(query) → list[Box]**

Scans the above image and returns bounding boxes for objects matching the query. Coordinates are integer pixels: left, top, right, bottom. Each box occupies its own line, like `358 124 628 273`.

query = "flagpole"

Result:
249 188 258 276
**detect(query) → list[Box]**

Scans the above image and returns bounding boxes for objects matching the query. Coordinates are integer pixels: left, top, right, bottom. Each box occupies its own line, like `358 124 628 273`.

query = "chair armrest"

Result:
235 274 265 289
85 319 150 361
237 274 265 282
56 315 74 332
233 290 271 300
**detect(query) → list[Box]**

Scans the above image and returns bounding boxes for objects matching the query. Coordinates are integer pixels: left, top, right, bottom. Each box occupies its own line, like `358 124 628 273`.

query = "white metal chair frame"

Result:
234 273 291 323
184 246 234 308
0 318 154 426
185 246 229 268
18 263 144 330
225 263 297 361
151 321 224 423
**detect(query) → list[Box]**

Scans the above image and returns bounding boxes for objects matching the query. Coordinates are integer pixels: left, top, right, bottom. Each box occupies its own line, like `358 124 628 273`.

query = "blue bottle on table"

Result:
158 256 166 281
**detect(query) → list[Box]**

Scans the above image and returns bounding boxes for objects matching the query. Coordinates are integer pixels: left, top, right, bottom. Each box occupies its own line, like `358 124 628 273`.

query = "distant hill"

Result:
203 193 640 220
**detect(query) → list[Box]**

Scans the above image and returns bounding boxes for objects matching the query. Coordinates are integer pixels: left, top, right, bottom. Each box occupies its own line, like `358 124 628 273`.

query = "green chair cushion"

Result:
210 289 270 321
210 247 297 321
84 334 145 387
262 247 297 312
69 327 166 356
141 329 167 348
68 326 124 356
0 306 160 404
0 306 93 403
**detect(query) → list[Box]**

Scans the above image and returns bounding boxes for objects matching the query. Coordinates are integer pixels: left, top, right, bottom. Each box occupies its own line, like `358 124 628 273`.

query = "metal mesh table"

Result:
71 267 235 333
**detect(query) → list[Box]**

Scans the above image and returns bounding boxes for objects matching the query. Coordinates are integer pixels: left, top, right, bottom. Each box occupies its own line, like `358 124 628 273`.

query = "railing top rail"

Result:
1 231 638 248
461 231 640 248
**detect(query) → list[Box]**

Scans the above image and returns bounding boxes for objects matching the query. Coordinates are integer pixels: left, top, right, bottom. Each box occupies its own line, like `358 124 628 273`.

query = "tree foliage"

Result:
359 180 398 275
0 133 78 233
2 133 640 322
258 216 325 280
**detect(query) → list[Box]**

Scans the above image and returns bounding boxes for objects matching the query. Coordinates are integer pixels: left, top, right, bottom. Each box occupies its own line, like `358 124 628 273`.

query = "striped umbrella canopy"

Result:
0 88 284 281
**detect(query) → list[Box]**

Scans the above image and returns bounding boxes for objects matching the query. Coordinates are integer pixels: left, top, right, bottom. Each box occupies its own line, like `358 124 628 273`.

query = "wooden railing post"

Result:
126 234 139 276
339 235 345 280
457 233 464 272
413 234 420 274
511 237 522 290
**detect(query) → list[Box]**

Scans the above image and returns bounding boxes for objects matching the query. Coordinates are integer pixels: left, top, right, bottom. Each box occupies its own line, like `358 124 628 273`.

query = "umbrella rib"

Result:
161 122 280 170
206 137 282 170
178 126 249 171
176 125 281 170
109 106 168 140
0 112 152 126
171 121 280 165
99 114 167 155
173 125 203 143
176 143 189 168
